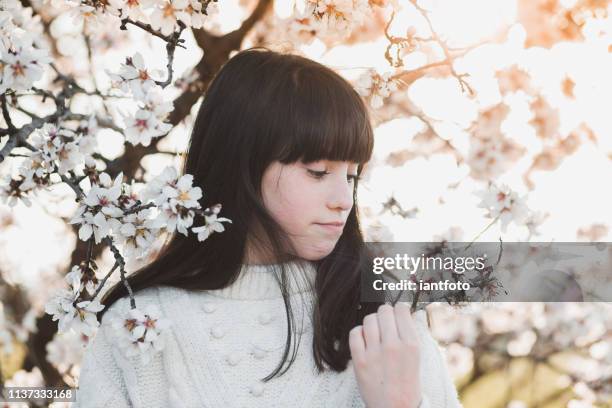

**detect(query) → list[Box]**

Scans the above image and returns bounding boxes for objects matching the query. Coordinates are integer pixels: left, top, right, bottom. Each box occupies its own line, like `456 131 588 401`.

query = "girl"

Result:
74 48 463 408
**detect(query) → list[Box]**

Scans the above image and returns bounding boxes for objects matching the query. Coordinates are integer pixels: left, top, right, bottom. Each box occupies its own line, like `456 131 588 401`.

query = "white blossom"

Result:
150 0 188 36
1 1 45 51
46 330 89 374
0 37 51 93
111 304 171 365
124 107 172 146
141 166 180 205
183 0 206 29
107 52 162 100
116 208 160 259
152 204 196 235
4 367 44 388
109 0 151 21
354 69 399 109
18 157 51 192
0 175 34 207
70 172 124 243
29 123 84 175
118 180 141 209
65 264 98 296
125 109 165 146
123 89 172 146
76 116 100 157
166 173 202 210
142 167 203 235
475 183 529 232
192 204 231 242
45 286 104 336
305 0 370 40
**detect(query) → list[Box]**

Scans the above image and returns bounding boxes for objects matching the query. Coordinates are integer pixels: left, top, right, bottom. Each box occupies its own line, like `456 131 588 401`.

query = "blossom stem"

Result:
465 214 501 250
104 237 136 309
91 261 120 302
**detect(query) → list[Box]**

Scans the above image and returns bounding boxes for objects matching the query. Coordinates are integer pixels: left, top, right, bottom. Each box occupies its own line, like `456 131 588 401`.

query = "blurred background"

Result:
0 0 611 406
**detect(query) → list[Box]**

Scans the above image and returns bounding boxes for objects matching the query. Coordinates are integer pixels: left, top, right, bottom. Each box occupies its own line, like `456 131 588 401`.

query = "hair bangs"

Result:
271 67 374 167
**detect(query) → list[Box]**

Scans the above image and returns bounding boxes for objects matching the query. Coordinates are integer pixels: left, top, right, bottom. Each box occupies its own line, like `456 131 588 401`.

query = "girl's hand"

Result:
349 303 422 408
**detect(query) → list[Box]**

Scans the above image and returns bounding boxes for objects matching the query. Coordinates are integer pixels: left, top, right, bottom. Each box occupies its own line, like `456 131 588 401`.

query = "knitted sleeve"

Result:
73 308 132 407
413 310 463 408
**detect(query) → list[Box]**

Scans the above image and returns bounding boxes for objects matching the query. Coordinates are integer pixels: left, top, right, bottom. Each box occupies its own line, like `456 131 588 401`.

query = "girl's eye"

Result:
307 170 328 179
307 170 360 183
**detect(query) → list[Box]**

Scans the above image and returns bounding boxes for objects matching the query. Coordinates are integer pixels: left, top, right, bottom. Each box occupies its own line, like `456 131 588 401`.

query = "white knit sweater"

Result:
74 260 463 408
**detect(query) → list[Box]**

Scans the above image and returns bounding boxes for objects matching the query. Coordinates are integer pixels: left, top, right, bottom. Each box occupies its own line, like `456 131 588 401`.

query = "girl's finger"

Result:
362 312 380 348
394 302 418 342
348 325 365 358
376 303 400 344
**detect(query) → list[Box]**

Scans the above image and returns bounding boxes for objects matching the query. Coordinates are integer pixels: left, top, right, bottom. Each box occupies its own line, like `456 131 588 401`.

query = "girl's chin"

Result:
296 243 338 261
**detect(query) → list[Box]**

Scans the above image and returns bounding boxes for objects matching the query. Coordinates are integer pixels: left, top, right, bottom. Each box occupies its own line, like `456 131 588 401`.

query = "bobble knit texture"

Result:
74 261 463 408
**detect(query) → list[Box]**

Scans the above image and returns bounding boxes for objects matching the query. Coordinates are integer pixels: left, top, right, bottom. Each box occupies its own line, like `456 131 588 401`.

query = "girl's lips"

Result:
315 223 345 232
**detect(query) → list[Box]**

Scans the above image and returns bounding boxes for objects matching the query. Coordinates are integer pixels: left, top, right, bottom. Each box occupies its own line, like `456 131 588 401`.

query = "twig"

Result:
0 112 61 163
465 214 501 250
86 238 94 263
91 261 120 302
120 17 186 48
1 95 16 131
122 201 156 216
156 21 186 88
408 0 474 95
104 237 136 309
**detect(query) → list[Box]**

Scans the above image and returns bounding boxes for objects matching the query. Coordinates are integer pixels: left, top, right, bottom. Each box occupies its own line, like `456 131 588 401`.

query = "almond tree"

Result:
0 0 610 405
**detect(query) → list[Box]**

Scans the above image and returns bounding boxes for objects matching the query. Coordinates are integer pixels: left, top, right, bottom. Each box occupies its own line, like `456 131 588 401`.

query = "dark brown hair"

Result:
100 47 386 380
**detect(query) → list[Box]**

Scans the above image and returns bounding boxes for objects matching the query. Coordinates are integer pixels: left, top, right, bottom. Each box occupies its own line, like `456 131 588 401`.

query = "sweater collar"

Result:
207 259 317 301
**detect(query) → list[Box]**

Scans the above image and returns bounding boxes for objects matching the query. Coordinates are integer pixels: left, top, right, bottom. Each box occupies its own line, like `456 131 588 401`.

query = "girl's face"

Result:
249 159 359 263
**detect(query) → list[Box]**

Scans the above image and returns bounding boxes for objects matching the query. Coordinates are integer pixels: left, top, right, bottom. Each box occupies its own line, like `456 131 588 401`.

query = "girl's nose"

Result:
327 177 354 211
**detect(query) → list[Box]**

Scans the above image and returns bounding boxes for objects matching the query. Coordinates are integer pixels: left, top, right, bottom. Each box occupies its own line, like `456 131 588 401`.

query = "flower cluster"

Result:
256 0 394 48
70 172 126 244
107 53 173 146
43 163 230 361
107 53 161 100
142 166 231 238
123 89 173 146
68 0 212 36
111 304 171 365
116 207 158 259
428 302 612 405
0 2 51 94
0 121 99 208
304 0 371 40
44 271 105 336
148 0 207 35
475 182 532 233
68 165 230 257
354 69 400 109
466 104 525 181
45 330 89 375
0 175 37 207
192 203 232 242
